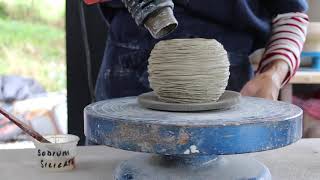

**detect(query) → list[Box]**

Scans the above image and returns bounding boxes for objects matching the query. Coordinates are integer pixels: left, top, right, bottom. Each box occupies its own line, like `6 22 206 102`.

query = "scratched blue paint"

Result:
84 97 300 180
85 116 301 155
84 97 302 155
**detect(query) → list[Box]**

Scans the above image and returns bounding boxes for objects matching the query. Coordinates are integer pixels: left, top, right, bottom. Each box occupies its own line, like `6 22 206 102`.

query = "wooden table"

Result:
290 70 320 84
0 139 320 180
280 69 320 102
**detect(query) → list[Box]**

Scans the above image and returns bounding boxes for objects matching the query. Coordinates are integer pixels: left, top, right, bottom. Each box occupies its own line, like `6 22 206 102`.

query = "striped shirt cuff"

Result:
256 12 309 86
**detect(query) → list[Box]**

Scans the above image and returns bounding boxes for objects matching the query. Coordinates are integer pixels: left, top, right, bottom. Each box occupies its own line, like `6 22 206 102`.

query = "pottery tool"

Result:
148 39 229 104
0 107 50 143
141 38 235 112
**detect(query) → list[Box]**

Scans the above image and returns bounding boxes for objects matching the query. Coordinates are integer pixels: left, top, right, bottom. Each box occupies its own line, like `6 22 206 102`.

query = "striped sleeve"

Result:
256 12 309 86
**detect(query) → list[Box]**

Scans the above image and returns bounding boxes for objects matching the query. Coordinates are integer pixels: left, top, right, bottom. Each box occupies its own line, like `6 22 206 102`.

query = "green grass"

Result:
0 18 65 92
0 0 65 27
0 2 7 18
0 0 65 92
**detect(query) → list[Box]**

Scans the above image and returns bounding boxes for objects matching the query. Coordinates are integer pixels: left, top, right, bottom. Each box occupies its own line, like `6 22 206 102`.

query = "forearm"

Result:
256 12 309 86
259 60 289 88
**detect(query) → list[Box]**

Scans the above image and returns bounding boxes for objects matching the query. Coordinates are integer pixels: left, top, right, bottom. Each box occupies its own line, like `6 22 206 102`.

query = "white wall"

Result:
308 0 320 21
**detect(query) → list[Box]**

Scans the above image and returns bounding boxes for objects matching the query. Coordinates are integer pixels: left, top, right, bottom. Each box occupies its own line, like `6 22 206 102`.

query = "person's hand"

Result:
240 60 289 100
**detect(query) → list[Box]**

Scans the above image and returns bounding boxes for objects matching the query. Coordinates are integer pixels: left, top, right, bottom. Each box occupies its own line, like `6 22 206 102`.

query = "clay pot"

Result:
148 38 230 103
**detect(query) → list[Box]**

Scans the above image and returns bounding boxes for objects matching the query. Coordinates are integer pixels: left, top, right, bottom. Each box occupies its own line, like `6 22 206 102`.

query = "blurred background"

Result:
1 0 320 148
0 0 66 148
0 0 65 91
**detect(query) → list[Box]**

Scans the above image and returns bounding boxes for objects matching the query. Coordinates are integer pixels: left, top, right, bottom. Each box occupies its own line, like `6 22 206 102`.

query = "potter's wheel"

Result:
84 96 302 180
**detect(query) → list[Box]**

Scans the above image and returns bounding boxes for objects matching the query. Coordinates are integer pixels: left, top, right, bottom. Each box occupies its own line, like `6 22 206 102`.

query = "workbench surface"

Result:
0 139 319 180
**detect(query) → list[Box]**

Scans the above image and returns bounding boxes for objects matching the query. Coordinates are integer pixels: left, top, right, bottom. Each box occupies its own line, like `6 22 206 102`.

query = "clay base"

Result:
137 90 241 112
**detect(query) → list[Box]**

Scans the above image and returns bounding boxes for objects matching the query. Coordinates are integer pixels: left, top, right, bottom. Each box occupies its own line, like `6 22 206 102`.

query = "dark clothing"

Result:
95 0 308 100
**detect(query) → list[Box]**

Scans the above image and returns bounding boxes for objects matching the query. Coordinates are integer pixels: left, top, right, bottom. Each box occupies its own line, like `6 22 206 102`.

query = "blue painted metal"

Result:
84 96 302 155
301 52 320 57
313 56 320 70
84 96 302 179
301 52 320 70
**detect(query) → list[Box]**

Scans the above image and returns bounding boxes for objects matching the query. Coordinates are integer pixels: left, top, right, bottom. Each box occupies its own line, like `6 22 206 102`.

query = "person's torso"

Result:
101 0 276 53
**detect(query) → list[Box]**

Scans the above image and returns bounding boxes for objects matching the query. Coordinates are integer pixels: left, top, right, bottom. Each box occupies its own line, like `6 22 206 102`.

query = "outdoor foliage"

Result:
0 0 65 92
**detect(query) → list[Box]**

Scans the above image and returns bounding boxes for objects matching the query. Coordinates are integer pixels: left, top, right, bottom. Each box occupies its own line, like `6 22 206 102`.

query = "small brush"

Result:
0 107 51 143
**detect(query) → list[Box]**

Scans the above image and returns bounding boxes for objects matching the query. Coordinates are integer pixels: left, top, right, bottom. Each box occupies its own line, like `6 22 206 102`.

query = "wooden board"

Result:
290 70 320 84
252 64 320 84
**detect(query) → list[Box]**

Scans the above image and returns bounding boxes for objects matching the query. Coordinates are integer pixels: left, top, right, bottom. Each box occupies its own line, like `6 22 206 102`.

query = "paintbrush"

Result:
0 107 51 143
